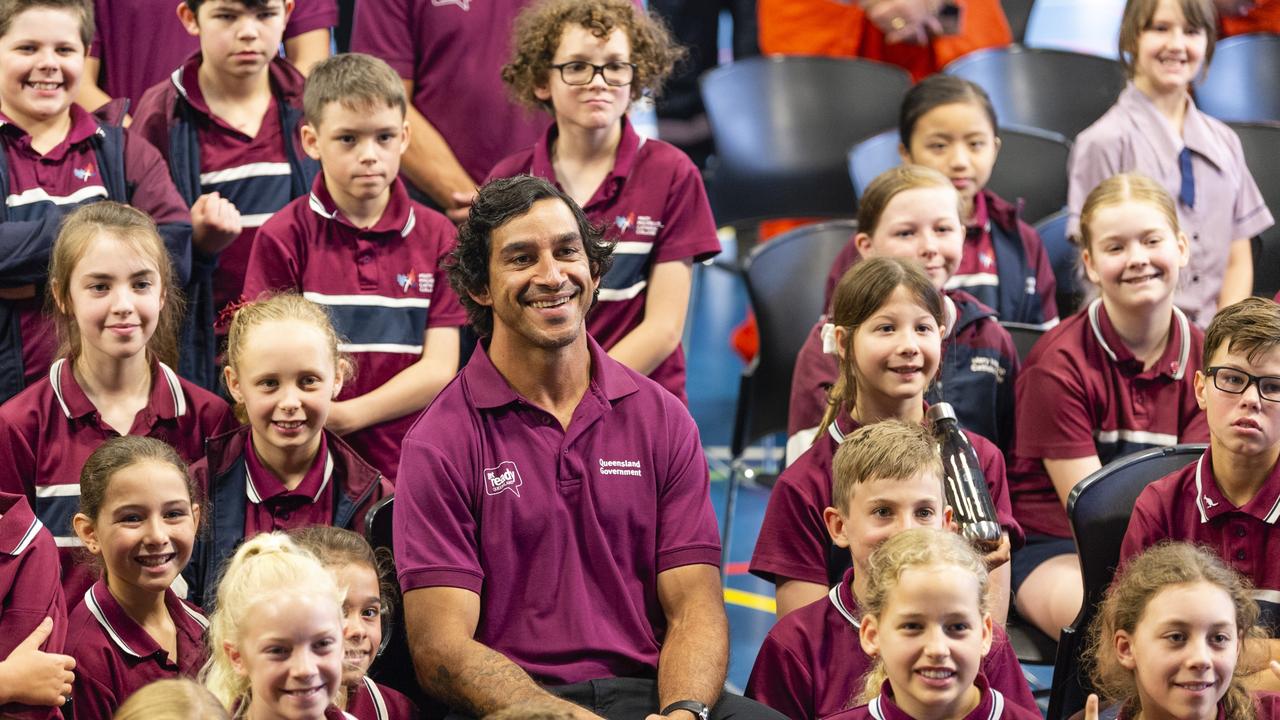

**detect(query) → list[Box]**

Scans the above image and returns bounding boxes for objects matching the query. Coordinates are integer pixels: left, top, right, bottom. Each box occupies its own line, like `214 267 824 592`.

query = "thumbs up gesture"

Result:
0 618 76 706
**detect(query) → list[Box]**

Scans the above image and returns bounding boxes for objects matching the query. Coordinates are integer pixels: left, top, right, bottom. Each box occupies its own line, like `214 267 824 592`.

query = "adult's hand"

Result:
862 0 944 44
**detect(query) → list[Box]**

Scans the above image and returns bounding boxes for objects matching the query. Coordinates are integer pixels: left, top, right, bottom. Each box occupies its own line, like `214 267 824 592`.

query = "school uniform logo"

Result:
598 458 642 477
483 461 523 497
73 163 96 182
613 213 663 237
432 0 470 9
614 213 635 233
396 270 434 294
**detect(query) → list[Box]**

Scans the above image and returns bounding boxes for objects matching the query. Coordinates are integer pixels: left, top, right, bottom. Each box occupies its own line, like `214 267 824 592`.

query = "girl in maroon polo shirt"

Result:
65 436 207 717
203 533 352 720
1081 542 1280 720
291 526 421 720
823 528 1040 720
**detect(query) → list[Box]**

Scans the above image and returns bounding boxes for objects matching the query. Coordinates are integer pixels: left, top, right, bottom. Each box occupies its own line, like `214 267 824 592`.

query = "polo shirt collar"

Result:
967 189 992 236
828 566 861 628
1087 298 1191 380
1192 448 1280 525
173 54 211 117
82 582 208 659
466 335 638 410
244 434 334 505
0 104 103 156
1118 83 1228 175
530 117 643 208
307 173 417 237
826 411 864 445
48 357 188 421
0 492 43 556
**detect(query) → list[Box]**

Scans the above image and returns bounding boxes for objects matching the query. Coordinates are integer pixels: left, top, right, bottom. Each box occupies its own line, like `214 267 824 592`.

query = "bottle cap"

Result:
926 402 957 423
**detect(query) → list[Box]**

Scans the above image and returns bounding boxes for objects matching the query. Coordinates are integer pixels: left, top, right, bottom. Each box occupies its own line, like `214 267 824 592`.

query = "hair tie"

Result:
215 297 252 333
821 323 839 355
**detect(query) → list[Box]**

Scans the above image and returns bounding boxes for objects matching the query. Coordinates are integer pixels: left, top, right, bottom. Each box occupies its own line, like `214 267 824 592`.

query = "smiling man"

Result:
392 175 781 720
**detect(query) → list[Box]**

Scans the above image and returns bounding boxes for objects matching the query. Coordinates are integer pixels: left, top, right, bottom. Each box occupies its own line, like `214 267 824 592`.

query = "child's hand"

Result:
1084 693 1099 720
980 532 1011 572
191 192 244 255
0 618 76 706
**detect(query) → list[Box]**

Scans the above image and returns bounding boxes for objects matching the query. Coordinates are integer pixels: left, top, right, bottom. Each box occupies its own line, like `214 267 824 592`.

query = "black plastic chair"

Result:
1197 33 1280 123
1001 0 1034 44
1227 121 1280 299
1034 209 1083 317
999 320 1045 362
721 220 855 567
363 495 431 708
943 47 1126 139
700 56 911 226
1047 444 1207 720
848 124 1070 224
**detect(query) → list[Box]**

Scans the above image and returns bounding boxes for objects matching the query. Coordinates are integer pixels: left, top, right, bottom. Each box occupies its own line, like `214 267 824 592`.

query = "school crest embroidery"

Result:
396 270 434 294
432 0 470 9
614 213 635 233
74 163 96 182
483 461 523 498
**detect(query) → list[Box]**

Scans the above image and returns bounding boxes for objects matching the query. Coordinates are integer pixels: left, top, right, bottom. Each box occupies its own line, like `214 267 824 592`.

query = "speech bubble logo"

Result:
483 461 523 498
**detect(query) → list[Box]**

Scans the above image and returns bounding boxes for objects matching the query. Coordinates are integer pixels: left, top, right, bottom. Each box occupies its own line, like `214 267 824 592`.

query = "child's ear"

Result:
175 1 200 36
1175 230 1190 268
860 614 881 657
224 365 244 404
980 612 994 657
1080 247 1102 286
833 325 850 363
282 0 295 20
1115 630 1137 670
72 513 99 555
1194 369 1210 412
991 134 1002 160
854 232 875 258
191 503 202 530
534 81 552 104
944 505 956 532
333 360 351 398
300 123 321 162
225 640 248 676
897 143 911 165
399 119 411 156
824 505 851 548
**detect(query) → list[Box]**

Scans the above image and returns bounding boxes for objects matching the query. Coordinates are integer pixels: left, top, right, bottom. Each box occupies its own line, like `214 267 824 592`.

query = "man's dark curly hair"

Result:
448 175 613 338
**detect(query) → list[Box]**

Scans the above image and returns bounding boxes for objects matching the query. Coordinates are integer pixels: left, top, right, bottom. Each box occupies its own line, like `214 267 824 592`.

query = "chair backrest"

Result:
1047 444 1207 720
700 56 911 226
1197 33 1280 123
998 320 1045 361
1033 208 1084 317
362 495 430 706
943 47 1126 139
1001 0 1034 44
1227 121 1280 298
732 220 855 454
847 124 1070 223
1023 0 1125 60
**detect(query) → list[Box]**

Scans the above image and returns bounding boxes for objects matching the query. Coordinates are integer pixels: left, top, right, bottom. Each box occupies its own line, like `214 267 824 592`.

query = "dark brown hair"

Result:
502 0 685 112
288 525 397 624
1202 297 1280 370
899 74 998 148
78 436 195 524
1118 0 1216 79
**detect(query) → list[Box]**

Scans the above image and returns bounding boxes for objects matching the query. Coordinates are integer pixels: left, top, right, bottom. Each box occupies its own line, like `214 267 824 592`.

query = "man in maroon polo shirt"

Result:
393 175 782 720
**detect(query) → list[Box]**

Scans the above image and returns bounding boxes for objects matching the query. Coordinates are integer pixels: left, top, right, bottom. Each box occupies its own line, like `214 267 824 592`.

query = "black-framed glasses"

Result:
550 61 636 86
1206 366 1280 402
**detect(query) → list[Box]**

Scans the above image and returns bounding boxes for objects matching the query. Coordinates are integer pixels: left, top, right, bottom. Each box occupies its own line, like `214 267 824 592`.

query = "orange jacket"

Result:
757 0 1012 81
1220 0 1280 36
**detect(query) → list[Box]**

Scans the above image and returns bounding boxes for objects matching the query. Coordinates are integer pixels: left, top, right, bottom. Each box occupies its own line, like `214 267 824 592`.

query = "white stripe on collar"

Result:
84 588 143 658
362 676 389 720
170 67 188 100
49 359 72 419
307 193 416 238
988 688 1005 719
1087 298 1191 379
309 192 337 220
157 362 188 417
1194 452 1210 524
178 599 209 630
944 293 957 340
869 696 886 720
246 450 335 505
401 207 416 238
5 517 43 556
828 583 860 628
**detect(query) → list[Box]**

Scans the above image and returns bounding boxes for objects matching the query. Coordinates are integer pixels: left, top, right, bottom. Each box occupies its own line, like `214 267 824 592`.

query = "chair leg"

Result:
721 457 744 583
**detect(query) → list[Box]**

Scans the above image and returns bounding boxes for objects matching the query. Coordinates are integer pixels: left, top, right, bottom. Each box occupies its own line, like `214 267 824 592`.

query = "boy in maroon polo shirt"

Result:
131 0 322 389
393 175 781 720
745 421 1036 720
1122 297 1280 665
242 53 465 483
487 0 719 402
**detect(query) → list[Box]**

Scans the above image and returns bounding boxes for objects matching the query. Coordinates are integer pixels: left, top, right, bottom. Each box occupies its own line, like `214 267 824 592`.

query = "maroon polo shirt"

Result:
89 0 337 108
66 582 208 718
749 411 1021 587
1122 448 1280 632
165 56 295 314
242 433 336 535
351 0 547 182
243 174 466 482
1 105 192 388
0 357 235 601
0 491 66 720
822 675 1042 720
487 118 721 402
1010 299 1208 538
347 676 420 720
393 337 721 685
746 568 1036 719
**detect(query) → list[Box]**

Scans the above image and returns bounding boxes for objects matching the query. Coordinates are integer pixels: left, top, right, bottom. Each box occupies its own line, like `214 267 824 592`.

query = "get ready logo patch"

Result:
483 461 523 498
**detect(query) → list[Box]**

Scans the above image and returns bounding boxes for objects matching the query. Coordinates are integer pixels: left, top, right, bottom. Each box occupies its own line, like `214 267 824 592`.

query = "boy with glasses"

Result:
1122 297 1280 641
486 0 719 403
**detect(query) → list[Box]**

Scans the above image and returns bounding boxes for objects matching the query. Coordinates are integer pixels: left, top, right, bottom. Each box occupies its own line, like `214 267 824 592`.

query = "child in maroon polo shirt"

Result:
0 0 204 403
1010 173 1209 641
131 0 323 389
65 436 208 717
186 294 391 609
820 528 1039 720
242 54 464 483
0 491 73 720
746 422 1035 720
487 0 720 403
0 203 234 605
1122 298 1280 652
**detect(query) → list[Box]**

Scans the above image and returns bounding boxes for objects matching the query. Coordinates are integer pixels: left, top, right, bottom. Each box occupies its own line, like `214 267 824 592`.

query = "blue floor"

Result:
684 256 1054 704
